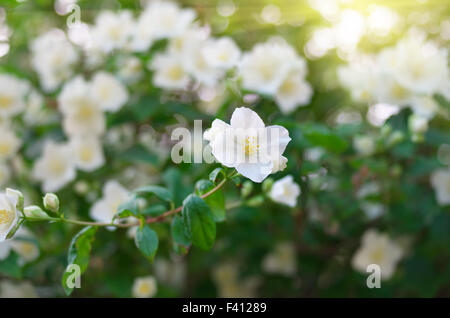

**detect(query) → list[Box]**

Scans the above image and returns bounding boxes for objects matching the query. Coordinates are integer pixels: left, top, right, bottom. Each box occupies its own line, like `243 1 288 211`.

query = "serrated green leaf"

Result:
195 180 226 222
182 194 216 250
171 215 191 247
134 185 174 204
62 226 97 296
135 225 159 261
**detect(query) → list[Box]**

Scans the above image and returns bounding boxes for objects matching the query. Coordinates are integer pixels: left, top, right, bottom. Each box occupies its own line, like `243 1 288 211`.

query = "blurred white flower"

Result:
352 229 404 280
408 114 429 135
353 135 376 156
360 202 386 220
269 175 301 207
58 76 106 137
202 37 241 69
91 71 128 112
149 53 190 90
118 56 143 83
212 261 259 297
409 96 440 120
132 276 157 298
0 124 21 160
141 1 196 40
30 29 78 92
430 168 450 206
0 74 29 118
0 189 19 241
32 141 76 192
9 227 40 264
91 11 135 53
90 180 129 224
240 41 306 95
275 73 312 114
69 136 105 172
205 107 291 183
0 280 37 298
262 242 297 276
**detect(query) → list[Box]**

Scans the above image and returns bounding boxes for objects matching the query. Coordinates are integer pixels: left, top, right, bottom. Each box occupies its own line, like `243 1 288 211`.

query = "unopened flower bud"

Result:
24 205 49 219
43 193 59 213
6 188 24 212
241 181 253 198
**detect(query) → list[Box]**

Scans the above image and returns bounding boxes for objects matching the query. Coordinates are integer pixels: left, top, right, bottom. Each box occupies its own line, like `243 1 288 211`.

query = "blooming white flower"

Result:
352 229 404 280
32 141 76 192
140 1 196 40
58 76 106 137
69 136 105 172
275 73 313 114
91 11 135 53
0 189 19 241
202 37 241 69
240 41 305 95
0 124 21 160
90 180 130 224
262 242 297 276
430 168 450 206
269 175 300 207
0 74 29 118
205 107 291 183
353 135 376 156
149 53 190 90
117 56 143 83
30 29 78 92
132 276 157 298
91 72 128 112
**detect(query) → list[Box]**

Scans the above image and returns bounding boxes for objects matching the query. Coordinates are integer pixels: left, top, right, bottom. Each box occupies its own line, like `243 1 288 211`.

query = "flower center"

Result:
79 146 94 162
167 66 184 81
0 142 12 156
138 283 151 295
49 158 66 176
0 95 13 109
0 209 12 225
279 78 296 95
391 83 408 99
371 248 385 264
244 136 259 156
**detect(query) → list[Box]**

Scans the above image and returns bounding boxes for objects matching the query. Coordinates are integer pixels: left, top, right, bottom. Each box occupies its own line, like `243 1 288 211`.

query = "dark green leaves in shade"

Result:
195 179 226 222
135 225 159 262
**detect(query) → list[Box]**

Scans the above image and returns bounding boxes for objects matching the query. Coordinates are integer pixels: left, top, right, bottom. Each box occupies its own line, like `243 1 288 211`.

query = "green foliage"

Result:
135 225 159 262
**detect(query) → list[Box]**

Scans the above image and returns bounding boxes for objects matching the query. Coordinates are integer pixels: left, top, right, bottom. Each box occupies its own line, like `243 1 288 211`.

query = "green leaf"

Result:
163 168 191 206
117 197 139 218
301 124 348 153
209 167 226 185
134 185 174 204
141 204 167 217
62 226 98 296
182 194 216 250
135 225 159 261
171 215 191 247
119 144 159 165
195 180 226 222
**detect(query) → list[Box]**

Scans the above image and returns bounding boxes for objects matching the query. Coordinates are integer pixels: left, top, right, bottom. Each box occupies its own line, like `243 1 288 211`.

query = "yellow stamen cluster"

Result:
0 209 11 225
244 136 259 156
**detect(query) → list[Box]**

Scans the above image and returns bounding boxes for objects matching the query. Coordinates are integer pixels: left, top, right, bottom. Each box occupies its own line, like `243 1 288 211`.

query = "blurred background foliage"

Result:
0 0 449 297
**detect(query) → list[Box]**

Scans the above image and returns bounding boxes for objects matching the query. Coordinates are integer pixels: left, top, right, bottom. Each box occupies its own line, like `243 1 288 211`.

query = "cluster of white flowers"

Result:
239 38 313 114
30 29 78 92
352 229 405 280
32 72 128 192
204 107 291 183
338 30 449 131
0 74 31 186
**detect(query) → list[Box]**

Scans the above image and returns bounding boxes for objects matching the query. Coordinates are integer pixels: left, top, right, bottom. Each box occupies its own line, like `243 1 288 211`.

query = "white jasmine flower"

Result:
58 76 106 137
90 180 130 224
430 168 450 206
206 107 291 183
69 136 105 172
185 46 223 86
202 37 241 69
0 280 37 298
132 276 157 298
0 163 10 186
0 189 19 241
141 1 196 40
409 96 440 120
352 229 404 280
240 41 305 95
360 202 386 219
0 124 21 160
118 56 143 83
91 72 128 112
275 73 313 114
9 227 40 264
30 29 78 92
262 242 297 276
149 53 190 90
269 175 300 207
353 135 376 156
0 74 29 118
91 11 135 53
32 141 76 193
408 114 429 135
